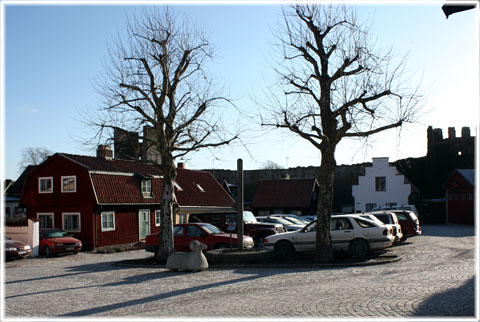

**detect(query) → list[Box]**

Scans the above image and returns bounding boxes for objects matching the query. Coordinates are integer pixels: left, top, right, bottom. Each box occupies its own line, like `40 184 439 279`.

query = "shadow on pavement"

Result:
421 225 475 238
411 277 475 317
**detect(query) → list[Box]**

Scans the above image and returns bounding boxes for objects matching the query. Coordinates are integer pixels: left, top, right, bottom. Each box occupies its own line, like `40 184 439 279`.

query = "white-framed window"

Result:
39 177 53 193
101 211 115 232
155 210 161 227
178 213 187 224
141 180 152 198
174 182 183 191
61 176 76 193
62 213 81 232
37 213 54 229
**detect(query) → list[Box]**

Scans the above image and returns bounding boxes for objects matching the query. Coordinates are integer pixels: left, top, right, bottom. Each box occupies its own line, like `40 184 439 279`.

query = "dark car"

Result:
145 223 254 253
5 237 32 261
388 210 422 240
188 211 284 247
40 228 82 256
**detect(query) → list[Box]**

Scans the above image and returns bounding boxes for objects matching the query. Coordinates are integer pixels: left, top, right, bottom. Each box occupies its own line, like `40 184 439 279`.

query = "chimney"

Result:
177 162 185 169
97 145 113 160
448 127 456 139
461 127 471 138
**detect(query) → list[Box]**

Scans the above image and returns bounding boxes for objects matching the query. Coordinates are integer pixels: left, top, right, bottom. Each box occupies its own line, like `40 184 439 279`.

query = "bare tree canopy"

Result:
18 147 53 174
261 4 422 262
91 7 239 260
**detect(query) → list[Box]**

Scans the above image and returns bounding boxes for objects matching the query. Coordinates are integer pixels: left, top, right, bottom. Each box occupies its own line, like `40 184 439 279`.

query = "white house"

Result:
352 157 411 213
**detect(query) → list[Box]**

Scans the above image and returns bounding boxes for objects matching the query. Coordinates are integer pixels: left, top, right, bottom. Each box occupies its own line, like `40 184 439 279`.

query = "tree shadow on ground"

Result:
410 277 475 317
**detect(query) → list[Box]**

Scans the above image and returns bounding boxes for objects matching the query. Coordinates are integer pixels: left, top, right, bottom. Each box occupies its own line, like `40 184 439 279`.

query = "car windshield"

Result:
374 214 389 224
243 211 258 223
200 223 224 234
355 217 380 228
43 229 68 238
271 217 296 225
284 216 306 225
303 221 316 232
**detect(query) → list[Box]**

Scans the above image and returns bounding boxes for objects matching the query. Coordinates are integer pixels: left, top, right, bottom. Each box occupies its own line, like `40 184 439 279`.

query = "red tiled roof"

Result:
251 179 317 209
61 153 162 175
175 169 235 208
66 153 234 207
90 173 164 205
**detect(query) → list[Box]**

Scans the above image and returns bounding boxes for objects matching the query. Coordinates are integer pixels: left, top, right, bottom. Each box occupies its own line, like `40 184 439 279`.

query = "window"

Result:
258 210 270 216
101 211 115 231
187 225 206 237
365 203 377 212
178 214 187 224
332 218 353 230
174 182 183 191
61 176 76 193
194 182 205 192
155 210 161 226
38 213 54 229
5 207 11 217
141 180 152 198
39 177 53 193
375 177 386 191
62 213 81 232
173 225 184 237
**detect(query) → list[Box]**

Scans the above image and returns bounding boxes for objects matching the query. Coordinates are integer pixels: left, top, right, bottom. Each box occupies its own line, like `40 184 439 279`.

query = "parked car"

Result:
39 228 82 256
188 211 283 247
370 211 403 244
387 210 422 240
371 204 419 217
271 214 311 225
256 216 304 231
145 223 254 253
5 236 32 261
358 213 387 227
264 214 395 258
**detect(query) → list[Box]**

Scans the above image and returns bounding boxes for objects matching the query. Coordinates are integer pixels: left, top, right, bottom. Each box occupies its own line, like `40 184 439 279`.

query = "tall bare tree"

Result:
18 147 53 174
261 4 422 262
93 8 238 260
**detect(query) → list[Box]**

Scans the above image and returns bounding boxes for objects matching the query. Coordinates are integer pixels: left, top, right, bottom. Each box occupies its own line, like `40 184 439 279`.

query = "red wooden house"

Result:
444 169 475 225
20 148 235 250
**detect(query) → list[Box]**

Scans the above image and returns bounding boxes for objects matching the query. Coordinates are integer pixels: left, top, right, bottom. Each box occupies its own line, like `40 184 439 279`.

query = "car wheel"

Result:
274 240 295 259
214 243 230 249
45 246 52 257
255 238 265 249
350 239 369 258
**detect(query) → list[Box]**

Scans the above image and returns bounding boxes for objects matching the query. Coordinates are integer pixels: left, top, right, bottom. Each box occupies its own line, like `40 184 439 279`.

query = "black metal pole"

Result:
237 158 244 250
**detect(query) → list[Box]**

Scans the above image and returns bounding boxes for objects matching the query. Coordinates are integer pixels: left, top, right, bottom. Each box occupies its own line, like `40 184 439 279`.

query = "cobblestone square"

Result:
3 225 476 320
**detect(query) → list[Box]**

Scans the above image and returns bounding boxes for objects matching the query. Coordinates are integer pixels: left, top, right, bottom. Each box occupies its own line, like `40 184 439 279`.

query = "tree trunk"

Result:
314 147 336 263
154 157 177 261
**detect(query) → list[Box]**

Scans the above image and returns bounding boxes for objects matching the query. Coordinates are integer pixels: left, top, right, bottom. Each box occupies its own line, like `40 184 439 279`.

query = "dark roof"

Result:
7 165 37 196
175 169 235 208
457 169 475 186
251 179 317 209
60 153 162 175
444 169 475 188
55 153 234 207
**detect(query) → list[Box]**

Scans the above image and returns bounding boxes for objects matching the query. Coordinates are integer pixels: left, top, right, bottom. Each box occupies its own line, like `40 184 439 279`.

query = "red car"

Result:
389 210 422 240
5 237 32 261
40 228 82 256
146 223 254 253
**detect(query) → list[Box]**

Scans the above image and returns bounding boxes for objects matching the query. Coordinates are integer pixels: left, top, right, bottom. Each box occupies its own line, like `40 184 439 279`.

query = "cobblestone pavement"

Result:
3 225 477 320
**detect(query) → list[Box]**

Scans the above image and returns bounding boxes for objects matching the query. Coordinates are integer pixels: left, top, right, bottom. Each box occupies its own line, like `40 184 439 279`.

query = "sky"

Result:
1 1 479 180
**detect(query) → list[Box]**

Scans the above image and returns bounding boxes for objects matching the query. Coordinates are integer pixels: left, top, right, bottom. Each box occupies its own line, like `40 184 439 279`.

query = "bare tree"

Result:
93 8 238 261
18 147 53 173
261 4 422 262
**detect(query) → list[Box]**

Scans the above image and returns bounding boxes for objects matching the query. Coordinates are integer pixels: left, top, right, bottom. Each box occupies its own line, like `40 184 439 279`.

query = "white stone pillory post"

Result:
165 240 209 272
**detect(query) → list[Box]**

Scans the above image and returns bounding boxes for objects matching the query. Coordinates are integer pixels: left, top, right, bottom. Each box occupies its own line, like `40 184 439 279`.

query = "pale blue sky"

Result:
2 2 479 180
